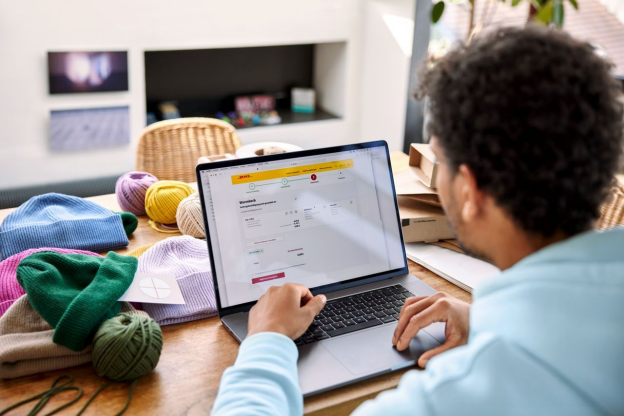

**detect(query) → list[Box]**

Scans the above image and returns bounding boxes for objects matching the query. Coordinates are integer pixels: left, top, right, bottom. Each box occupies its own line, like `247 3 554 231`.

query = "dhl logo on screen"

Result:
231 159 354 185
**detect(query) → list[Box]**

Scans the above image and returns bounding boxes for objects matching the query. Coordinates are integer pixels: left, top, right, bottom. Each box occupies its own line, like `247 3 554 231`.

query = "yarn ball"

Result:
92 313 163 381
176 193 206 238
115 172 159 216
144 181 194 225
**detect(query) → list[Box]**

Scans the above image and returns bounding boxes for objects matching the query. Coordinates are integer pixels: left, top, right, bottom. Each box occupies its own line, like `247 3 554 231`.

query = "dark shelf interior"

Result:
145 44 317 123
144 44 343 130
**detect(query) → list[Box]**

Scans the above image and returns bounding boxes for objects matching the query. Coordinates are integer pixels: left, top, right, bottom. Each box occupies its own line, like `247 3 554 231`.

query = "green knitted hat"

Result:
16 251 137 352
115 211 139 236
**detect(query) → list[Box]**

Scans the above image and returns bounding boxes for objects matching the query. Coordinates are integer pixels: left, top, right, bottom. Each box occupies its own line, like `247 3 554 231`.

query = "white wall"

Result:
359 0 416 151
0 0 417 190
600 0 624 24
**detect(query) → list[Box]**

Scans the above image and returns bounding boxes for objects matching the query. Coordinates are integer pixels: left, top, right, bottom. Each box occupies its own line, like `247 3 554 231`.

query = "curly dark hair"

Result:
417 25 624 237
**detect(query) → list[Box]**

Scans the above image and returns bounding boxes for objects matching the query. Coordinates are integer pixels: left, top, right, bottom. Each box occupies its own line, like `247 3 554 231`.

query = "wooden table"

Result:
0 152 471 415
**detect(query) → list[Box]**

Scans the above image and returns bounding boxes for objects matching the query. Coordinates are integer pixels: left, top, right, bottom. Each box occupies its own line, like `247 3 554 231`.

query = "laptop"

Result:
196 140 445 396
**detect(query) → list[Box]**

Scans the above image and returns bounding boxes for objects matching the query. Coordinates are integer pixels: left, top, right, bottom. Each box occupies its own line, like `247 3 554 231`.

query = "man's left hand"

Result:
392 292 470 367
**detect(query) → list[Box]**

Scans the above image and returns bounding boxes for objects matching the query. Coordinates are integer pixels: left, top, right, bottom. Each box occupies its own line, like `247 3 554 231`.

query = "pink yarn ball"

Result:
115 172 158 216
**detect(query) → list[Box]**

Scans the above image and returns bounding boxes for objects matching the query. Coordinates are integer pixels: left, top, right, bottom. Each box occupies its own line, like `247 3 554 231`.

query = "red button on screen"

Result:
251 272 286 284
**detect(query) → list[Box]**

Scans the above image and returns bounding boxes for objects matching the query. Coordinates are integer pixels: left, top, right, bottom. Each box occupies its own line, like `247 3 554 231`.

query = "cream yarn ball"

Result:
176 193 206 238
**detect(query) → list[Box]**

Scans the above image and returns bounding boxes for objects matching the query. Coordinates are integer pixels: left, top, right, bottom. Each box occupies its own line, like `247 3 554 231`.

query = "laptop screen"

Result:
198 142 407 309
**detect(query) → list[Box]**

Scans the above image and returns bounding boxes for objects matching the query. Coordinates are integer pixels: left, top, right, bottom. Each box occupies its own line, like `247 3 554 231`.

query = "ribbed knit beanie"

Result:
0 193 132 260
0 247 103 318
114 211 139 236
0 296 148 379
137 236 217 326
16 251 137 351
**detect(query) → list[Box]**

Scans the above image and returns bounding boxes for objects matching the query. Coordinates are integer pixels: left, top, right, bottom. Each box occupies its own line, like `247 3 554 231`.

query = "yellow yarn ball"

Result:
176 192 206 238
145 181 194 225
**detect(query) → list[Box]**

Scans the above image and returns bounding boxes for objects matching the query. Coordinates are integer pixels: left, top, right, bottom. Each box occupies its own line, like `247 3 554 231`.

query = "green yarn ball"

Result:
92 313 163 381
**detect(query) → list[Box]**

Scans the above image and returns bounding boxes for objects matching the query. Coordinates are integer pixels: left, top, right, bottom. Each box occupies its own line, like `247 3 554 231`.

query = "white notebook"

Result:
405 243 500 293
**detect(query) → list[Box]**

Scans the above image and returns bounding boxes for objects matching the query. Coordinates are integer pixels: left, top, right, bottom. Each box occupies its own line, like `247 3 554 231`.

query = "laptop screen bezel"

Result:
196 140 409 317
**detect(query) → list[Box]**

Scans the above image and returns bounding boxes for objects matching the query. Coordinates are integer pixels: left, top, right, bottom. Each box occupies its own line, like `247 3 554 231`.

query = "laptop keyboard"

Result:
294 284 414 346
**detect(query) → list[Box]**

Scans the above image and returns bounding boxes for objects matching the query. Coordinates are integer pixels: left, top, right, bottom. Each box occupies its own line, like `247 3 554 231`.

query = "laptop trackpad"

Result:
321 323 441 375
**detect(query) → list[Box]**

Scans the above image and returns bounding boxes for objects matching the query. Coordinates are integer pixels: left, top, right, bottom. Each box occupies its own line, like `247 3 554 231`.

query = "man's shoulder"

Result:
475 228 624 299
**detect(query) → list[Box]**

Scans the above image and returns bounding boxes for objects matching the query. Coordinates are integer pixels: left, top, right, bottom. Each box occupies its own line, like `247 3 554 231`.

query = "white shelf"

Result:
237 116 347 149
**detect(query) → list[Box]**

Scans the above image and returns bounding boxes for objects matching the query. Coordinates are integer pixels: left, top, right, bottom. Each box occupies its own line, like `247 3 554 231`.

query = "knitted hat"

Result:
114 211 139 236
0 247 103 318
0 296 148 379
137 236 217 326
16 251 137 351
0 193 132 260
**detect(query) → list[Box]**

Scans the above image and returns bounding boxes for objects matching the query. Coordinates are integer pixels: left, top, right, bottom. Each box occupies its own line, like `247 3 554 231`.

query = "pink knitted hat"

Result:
0 248 103 317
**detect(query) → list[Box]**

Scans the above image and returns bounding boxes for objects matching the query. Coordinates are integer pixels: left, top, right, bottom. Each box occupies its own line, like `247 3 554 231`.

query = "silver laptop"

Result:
196 140 445 396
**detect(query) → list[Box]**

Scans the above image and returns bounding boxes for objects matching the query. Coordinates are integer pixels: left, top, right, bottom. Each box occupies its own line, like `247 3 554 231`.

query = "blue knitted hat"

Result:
0 193 130 260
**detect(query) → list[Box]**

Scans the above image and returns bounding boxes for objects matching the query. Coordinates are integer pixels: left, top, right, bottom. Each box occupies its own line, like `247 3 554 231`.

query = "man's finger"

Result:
303 294 327 319
300 291 314 306
398 296 428 321
417 341 455 368
393 296 434 345
396 306 440 351
394 293 447 344
286 283 314 304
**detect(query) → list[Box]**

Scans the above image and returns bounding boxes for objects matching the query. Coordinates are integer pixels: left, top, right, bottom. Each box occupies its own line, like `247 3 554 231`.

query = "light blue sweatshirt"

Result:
212 229 624 415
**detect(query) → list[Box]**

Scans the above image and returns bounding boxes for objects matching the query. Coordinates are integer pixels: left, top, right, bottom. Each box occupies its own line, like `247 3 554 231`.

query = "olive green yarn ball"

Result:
92 313 163 381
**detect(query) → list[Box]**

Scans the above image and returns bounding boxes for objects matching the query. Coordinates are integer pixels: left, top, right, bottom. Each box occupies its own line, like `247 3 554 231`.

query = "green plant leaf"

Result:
553 0 565 26
535 0 554 24
431 1 446 23
568 0 578 10
511 0 522 6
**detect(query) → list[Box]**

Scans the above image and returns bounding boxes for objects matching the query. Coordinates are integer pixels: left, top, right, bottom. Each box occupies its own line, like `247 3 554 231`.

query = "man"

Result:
212 26 624 415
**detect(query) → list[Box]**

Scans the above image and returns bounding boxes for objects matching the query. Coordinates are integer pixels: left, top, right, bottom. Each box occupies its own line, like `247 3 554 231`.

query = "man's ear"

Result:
456 164 482 223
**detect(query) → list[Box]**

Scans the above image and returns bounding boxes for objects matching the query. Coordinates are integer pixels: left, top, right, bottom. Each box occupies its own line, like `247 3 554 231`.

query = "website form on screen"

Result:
200 146 405 308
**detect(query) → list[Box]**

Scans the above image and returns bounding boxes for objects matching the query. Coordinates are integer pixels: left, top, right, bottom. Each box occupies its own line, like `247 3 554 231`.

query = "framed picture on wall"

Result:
49 106 130 151
48 51 129 94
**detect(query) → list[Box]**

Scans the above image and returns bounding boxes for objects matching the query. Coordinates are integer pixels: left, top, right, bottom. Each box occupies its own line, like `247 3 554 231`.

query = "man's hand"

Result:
392 292 470 367
247 283 327 340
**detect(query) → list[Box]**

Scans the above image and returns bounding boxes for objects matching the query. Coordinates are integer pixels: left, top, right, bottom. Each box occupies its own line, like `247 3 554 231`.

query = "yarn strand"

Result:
0 376 138 416
0 375 83 416
76 379 137 416
148 219 181 234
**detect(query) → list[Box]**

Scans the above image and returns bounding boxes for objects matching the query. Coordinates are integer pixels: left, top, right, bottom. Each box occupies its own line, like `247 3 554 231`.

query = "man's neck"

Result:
488 227 571 270
492 233 568 270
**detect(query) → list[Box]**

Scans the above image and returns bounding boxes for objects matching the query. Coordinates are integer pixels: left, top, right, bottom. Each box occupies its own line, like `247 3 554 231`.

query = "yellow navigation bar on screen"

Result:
231 159 354 185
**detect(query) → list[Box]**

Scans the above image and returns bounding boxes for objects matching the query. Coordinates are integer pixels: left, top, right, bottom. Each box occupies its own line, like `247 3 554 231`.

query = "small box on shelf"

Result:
291 88 316 113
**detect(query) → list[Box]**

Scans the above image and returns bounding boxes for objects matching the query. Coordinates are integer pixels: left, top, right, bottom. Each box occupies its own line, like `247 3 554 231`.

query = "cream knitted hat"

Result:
137 236 217 326
0 296 147 379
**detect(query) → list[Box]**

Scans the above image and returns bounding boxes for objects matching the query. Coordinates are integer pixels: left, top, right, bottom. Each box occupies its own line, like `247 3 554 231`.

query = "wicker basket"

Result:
136 118 242 183
596 182 624 230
